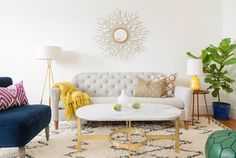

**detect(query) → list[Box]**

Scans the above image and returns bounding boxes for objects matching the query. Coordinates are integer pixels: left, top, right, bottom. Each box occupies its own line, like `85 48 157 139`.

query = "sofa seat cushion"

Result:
90 97 184 109
0 104 51 147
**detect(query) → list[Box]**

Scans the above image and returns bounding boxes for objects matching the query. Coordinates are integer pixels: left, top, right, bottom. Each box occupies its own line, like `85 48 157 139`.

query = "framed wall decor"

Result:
94 9 147 61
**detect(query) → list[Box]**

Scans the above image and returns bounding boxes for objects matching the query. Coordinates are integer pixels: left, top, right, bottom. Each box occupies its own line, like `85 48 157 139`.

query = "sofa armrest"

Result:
50 88 60 121
175 86 193 121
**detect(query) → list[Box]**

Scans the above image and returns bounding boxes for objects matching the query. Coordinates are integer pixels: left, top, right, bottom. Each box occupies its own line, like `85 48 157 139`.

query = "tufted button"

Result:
93 80 96 83
105 80 108 83
100 85 103 88
94 90 96 94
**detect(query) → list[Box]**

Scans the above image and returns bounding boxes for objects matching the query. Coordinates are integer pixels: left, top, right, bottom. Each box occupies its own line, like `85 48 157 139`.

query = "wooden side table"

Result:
192 90 210 125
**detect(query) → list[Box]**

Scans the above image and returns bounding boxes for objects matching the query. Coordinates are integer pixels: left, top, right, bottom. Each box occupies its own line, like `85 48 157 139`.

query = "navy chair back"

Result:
0 77 13 87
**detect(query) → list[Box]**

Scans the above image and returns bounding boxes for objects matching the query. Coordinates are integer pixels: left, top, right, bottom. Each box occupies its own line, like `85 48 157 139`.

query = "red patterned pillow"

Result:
0 81 29 110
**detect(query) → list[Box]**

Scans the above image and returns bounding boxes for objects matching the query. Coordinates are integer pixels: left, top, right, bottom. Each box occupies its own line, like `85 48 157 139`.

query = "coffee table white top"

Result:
76 103 181 121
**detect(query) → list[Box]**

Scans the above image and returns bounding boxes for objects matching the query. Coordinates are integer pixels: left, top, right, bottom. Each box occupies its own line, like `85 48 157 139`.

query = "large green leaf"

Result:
219 38 231 51
212 82 222 89
205 77 214 84
206 46 218 54
224 58 236 65
186 52 199 59
211 89 220 98
225 44 236 55
222 86 233 93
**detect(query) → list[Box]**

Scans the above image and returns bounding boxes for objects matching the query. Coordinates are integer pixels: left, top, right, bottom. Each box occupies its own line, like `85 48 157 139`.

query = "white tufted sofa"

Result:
51 72 192 129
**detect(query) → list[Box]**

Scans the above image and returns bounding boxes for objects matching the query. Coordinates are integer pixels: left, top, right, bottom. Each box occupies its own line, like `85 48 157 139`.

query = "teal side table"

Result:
205 130 236 158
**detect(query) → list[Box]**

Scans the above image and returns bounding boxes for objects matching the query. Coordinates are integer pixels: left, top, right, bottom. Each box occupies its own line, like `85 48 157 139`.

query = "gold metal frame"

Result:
77 118 180 157
112 27 129 44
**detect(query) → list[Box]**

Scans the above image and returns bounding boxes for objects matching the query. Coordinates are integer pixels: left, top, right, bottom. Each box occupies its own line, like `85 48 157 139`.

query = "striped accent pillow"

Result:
0 81 29 111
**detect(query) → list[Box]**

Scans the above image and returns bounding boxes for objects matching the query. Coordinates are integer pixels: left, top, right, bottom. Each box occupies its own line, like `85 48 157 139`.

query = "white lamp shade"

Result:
187 59 203 76
35 46 62 60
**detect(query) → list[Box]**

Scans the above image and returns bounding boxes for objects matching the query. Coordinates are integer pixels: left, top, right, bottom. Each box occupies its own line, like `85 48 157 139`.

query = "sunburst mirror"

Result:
95 9 147 61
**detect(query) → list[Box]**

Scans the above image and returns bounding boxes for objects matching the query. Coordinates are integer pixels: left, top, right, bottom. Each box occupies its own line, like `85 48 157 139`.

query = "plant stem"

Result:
217 94 221 102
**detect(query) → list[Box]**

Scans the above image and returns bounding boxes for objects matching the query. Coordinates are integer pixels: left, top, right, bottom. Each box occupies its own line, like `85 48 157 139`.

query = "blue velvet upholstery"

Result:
0 105 51 147
0 77 13 87
0 77 51 152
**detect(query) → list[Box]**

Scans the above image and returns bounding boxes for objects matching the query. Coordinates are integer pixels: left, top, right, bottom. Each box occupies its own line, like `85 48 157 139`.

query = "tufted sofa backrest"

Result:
72 72 174 97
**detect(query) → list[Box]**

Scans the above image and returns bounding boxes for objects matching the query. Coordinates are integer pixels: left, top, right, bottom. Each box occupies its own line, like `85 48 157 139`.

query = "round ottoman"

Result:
205 130 236 158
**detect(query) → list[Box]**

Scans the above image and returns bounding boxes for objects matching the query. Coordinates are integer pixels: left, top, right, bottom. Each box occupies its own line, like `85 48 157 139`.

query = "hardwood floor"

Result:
197 115 236 130
218 118 236 130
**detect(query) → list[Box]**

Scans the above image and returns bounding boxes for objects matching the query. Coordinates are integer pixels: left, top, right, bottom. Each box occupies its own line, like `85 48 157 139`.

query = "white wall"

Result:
0 0 222 104
223 0 236 111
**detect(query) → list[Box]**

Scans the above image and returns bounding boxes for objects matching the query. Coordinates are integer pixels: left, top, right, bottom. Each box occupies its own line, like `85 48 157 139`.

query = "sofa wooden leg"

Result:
184 121 189 130
54 120 58 130
45 126 49 141
18 146 25 158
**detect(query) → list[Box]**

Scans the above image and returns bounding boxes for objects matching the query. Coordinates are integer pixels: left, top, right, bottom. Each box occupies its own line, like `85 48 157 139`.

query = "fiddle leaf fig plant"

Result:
186 38 236 102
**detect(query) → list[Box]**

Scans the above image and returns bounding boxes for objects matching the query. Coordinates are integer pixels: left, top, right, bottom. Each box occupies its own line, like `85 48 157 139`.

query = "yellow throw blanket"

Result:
53 82 92 121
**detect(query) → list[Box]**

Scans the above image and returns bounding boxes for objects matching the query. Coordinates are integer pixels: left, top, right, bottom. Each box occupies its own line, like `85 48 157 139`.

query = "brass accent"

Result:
77 117 180 157
77 118 82 152
94 8 147 61
54 121 58 130
184 121 189 130
109 127 148 148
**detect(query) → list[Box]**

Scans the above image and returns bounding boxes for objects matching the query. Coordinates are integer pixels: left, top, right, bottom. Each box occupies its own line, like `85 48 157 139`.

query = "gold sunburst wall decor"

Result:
94 9 148 61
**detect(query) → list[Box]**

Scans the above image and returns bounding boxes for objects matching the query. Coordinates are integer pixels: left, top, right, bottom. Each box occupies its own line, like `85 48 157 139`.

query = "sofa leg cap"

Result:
54 121 58 130
18 146 25 158
184 121 189 130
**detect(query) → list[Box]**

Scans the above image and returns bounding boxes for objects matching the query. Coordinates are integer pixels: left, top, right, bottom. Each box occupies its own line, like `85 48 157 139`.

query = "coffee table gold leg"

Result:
77 117 82 152
175 117 180 153
128 146 131 158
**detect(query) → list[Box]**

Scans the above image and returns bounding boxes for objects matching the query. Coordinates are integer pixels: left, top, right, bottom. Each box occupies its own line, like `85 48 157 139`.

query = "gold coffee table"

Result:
76 103 181 157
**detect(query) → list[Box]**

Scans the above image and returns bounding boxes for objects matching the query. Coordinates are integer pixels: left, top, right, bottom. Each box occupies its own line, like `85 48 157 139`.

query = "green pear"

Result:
113 103 121 111
132 102 141 109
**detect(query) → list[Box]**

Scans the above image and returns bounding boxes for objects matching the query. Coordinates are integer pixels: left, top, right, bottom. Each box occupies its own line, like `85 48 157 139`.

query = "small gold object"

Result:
190 75 201 90
109 127 148 148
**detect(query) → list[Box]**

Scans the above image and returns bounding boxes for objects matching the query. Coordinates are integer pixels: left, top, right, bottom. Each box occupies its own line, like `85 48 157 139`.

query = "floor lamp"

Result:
35 46 62 105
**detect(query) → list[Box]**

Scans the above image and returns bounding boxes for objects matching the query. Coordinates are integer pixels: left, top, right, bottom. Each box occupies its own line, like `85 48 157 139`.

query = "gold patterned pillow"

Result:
133 77 166 98
151 73 177 97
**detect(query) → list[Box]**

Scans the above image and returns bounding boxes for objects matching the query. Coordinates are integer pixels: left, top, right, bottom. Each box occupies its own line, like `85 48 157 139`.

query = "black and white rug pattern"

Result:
0 117 229 158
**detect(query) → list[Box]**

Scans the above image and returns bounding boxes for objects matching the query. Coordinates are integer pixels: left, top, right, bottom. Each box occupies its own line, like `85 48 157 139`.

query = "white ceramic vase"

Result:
117 89 130 107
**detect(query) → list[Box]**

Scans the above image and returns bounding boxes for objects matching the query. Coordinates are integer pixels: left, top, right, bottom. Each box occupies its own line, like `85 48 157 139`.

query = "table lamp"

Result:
187 59 203 90
35 45 62 105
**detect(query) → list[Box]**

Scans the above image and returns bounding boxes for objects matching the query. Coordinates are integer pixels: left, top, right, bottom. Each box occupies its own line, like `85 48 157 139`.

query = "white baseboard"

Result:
194 105 236 119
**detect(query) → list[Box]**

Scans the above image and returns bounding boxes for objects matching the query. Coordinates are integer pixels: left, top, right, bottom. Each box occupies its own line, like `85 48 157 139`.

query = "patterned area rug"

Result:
0 117 229 158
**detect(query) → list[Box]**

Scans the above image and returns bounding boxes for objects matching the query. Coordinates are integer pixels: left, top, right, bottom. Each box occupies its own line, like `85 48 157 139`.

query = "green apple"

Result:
113 103 121 111
132 102 141 109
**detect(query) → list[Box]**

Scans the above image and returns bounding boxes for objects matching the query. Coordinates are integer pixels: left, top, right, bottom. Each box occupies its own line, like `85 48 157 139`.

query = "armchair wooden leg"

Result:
18 146 25 158
184 121 189 130
54 120 58 130
45 126 49 141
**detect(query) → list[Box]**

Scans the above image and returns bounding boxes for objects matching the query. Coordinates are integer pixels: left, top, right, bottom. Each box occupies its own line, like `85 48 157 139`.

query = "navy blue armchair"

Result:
0 77 51 158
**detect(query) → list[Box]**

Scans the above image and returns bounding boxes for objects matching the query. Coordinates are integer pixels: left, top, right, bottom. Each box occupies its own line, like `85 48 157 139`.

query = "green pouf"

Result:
205 130 236 158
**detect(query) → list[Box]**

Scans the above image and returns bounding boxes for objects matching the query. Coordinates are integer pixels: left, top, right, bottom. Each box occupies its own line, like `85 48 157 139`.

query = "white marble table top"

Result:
76 103 181 121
